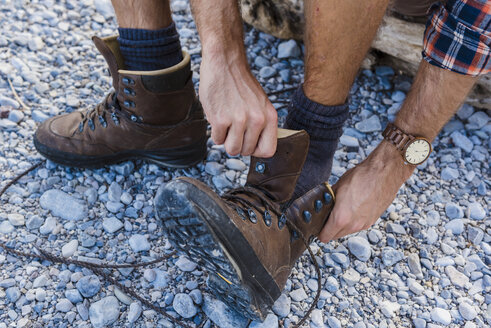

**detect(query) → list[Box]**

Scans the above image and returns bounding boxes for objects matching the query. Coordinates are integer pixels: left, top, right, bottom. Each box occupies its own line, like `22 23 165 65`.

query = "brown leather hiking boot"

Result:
34 35 207 168
155 129 335 322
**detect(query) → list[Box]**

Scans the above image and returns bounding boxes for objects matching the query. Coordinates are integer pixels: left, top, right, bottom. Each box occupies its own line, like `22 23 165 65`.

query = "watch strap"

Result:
382 122 414 152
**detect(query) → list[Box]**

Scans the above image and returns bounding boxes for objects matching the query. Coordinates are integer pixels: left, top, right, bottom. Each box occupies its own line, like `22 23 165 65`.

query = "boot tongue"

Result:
92 36 125 88
246 129 310 203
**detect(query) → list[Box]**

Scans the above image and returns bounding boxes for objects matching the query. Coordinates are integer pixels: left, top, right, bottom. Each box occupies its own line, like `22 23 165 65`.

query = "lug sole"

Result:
33 136 207 169
155 179 280 321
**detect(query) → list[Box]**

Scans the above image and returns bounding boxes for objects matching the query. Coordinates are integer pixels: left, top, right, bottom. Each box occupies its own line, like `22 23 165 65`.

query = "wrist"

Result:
201 38 248 69
371 141 415 178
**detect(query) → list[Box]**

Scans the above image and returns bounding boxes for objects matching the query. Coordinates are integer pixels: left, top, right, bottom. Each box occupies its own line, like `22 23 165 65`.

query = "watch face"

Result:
405 139 431 165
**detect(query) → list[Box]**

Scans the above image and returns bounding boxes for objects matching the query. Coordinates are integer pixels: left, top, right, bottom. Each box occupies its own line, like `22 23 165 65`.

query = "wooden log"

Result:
239 0 491 109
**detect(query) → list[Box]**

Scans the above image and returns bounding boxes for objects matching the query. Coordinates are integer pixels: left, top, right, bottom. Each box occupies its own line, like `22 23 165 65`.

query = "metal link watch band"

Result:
382 122 414 152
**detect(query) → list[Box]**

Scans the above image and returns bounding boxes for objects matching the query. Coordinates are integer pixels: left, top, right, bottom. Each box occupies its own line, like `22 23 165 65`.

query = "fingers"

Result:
251 110 277 158
211 121 229 145
241 114 264 156
223 116 246 156
318 212 342 243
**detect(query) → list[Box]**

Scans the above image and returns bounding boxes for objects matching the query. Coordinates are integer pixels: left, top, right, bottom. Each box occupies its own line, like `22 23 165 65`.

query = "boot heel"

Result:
141 137 207 168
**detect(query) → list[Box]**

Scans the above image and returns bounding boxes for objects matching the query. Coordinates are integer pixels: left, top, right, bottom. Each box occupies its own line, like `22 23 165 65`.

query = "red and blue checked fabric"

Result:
423 0 491 76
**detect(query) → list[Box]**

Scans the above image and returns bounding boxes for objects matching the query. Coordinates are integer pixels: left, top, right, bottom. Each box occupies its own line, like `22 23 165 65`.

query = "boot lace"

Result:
222 185 323 328
77 91 121 133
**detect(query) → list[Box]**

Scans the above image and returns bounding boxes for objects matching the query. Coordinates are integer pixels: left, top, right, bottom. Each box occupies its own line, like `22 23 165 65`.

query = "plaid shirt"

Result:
423 0 491 76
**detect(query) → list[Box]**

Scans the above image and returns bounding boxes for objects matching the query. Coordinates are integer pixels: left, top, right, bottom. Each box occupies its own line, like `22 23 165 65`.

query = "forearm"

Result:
190 0 248 67
394 60 477 141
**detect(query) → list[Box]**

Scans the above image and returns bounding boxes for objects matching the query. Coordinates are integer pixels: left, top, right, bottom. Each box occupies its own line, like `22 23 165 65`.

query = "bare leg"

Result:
111 0 173 29
303 0 389 105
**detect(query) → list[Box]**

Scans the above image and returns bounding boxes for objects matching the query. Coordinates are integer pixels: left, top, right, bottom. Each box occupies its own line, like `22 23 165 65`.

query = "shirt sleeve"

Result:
422 0 491 76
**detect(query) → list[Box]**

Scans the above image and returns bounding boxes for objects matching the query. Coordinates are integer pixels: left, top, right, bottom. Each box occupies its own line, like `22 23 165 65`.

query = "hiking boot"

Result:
34 35 207 168
154 128 335 321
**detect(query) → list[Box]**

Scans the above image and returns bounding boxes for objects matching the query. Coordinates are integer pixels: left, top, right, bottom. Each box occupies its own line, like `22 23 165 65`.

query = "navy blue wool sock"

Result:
285 86 349 199
118 23 183 71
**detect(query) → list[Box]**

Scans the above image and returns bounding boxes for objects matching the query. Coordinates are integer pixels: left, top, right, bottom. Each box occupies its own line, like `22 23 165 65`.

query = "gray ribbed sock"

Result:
285 86 349 199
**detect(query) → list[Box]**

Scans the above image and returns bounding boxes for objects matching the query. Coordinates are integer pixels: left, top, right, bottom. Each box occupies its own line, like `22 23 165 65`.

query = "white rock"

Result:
431 308 452 325
62 240 78 257
89 296 120 328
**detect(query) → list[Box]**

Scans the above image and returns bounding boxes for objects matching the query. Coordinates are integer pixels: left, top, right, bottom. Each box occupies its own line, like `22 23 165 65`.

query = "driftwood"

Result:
239 0 491 109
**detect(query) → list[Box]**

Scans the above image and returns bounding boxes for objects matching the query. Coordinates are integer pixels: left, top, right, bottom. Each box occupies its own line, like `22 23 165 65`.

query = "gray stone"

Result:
347 236 371 262
466 111 489 130
290 288 308 302
426 210 440 226
205 162 224 176
8 110 24 123
129 234 150 252
467 202 486 220
89 296 120 328
467 226 484 245
340 135 359 147
355 115 382 133
0 96 19 108
458 302 477 320
445 266 469 288
105 201 123 213
445 202 464 219
249 313 278 328
40 190 87 221
62 240 78 257
113 162 135 176
380 301 400 318
342 268 361 286
94 0 114 18
386 222 406 234
325 276 339 292
326 315 341 328
0 221 15 234
189 290 203 305
408 253 423 279
6 287 20 303
143 269 156 282
26 215 44 230
259 66 277 78
382 247 404 266
430 308 451 325
441 167 459 181
272 293 290 318
65 289 83 304
202 294 248 328
225 158 247 171
457 103 474 120
173 293 197 319
108 182 122 202
76 275 101 298
451 132 473 153
56 298 74 312
7 213 24 226
102 217 123 233
277 40 301 58
128 302 142 323
445 219 464 235
391 91 406 102
175 256 197 272
413 318 426 328
39 217 56 235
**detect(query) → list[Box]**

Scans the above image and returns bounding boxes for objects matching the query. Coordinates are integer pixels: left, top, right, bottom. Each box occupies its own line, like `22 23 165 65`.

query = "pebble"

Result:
426 210 440 226
277 40 301 58
225 158 247 171
56 298 74 312
7 213 25 226
445 219 464 234
102 217 124 233
458 302 477 320
250 313 279 328
355 115 382 133
202 294 248 328
40 189 88 221
451 131 473 153
381 247 404 266
408 253 424 279
175 256 197 272
205 162 224 176
272 293 291 317
327 315 341 328
290 288 308 302
172 293 198 318
76 275 101 298
347 236 371 261
467 202 485 220
128 234 150 252
62 240 78 257
6 287 21 303
259 66 277 78
466 111 489 129
8 110 24 123
431 307 452 325
441 167 459 180
128 302 142 323
386 222 406 234
89 296 120 328
445 266 469 288
0 221 15 234
65 289 83 304
380 300 400 318
445 202 464 219
343 268 361 286
108 182 122 202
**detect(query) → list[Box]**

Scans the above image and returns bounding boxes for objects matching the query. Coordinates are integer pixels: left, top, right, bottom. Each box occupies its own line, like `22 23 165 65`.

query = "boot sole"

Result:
155 178 281 321
33 136 207 169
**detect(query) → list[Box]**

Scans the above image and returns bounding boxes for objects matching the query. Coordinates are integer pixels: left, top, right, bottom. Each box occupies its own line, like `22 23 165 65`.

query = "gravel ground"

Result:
0 0 489 328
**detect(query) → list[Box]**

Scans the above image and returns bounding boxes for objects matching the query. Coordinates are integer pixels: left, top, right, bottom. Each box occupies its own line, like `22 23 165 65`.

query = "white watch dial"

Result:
404 139 431 165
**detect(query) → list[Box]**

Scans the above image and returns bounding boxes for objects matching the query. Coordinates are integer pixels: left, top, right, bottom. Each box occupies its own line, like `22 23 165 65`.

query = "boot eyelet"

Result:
122 77 135 85
278 214 287 229
314 200 323 213
78 122 84 132
255 162 265 174
236 208 247 220
88 119 95 131
111 113 120 125
263 211 272 227
290 230 299 242
323 192 332 204
124 100 135 108
130 115 138 122
303 210 312 223
123 88 135 96
247 209 257 223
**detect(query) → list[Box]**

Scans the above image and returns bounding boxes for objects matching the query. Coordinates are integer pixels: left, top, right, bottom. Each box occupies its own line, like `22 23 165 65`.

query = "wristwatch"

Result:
382 122 432 165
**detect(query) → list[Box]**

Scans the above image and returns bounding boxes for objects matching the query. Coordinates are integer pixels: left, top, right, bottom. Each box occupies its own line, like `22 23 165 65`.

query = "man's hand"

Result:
199 59 278 157
319 141 414 243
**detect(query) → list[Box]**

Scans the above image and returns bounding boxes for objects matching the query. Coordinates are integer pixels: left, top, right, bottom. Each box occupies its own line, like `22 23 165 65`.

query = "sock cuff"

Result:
285 85 349 141
118 22 179 41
